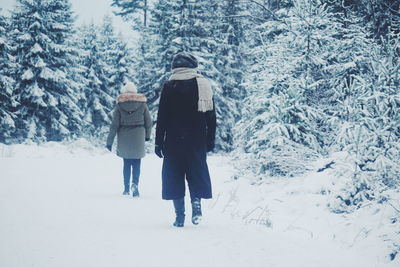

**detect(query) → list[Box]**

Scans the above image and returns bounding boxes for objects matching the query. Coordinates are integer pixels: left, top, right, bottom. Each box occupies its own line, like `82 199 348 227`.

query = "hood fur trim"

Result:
117 93 147 103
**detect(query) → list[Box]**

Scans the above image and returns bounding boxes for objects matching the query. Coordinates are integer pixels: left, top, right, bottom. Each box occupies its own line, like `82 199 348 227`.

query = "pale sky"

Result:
0 0 138 42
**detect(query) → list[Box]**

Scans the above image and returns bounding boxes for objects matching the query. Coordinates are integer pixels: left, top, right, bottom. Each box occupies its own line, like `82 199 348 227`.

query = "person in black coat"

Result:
155 52 217 227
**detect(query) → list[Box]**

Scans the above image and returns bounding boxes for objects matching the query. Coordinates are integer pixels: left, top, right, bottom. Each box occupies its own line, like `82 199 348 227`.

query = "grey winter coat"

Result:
106 93 152 159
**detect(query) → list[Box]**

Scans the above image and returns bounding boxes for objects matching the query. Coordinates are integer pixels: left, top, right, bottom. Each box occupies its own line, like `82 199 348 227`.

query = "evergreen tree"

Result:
368 29 400 187
98 16 134 99
10 0 82 142
132 28 161 104
112 32 135 91
332 28 400 208
215 0 246 101
325 13 377 143
0 13 17 143
322 0 400 40
77 23 115 138
77 18 135 139
213 0 249 150
112 0 149 27
237 0 346 177
67 31 89 124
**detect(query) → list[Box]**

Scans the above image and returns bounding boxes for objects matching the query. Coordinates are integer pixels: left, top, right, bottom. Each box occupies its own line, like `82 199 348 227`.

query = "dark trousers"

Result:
123 158 141 191
162 141 212 200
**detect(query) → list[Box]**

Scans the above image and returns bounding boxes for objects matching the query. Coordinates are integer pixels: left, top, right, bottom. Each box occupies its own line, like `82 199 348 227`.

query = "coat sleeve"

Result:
143 103 152 139
155 84 168 146
106 106 120 147
205 100 217 149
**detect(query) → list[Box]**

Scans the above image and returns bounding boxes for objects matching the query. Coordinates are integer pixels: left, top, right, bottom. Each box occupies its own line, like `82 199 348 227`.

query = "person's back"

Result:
161 78 209 145
155 52 216 228
118 94 148 128
106 82 152 197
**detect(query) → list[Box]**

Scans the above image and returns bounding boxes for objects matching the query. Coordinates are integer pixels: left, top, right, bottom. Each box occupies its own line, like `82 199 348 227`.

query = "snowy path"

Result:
0 143 396 267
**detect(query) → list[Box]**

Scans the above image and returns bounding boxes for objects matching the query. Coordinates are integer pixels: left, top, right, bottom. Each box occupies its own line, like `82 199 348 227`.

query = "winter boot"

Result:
173 198 185 227
122 185 129 195
191 198 202 225
131 183 140 198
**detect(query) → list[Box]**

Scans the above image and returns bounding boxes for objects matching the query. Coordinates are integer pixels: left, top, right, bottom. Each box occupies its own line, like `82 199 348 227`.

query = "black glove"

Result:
145 138 150 142
207 141 215 152
155 145 164 158
106 145 112 152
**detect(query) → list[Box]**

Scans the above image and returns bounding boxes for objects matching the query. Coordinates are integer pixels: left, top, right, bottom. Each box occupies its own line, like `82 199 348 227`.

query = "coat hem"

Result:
162 194 212 200
117 153 145 159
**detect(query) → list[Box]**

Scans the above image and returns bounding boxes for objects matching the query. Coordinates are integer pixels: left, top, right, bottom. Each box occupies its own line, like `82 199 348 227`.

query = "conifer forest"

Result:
0 0 400 263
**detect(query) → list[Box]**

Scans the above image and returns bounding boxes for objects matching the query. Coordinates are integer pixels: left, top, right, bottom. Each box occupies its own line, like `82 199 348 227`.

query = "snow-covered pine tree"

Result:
323 12 376 140
331 26 400 210
10 0 82 142
0 13 17 144
325 0 400 40
215 0 246 101
211 0 250 151
236 0 346 178
98 16 134 99
77 22 115 138
131 28 161 105
67 32 89 125
112 32 135 91
111 0 160 103
112 0 149 27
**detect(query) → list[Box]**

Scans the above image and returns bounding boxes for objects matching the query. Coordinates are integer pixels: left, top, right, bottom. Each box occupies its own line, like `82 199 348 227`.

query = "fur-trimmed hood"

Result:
117 93 147 113
117 93 147 103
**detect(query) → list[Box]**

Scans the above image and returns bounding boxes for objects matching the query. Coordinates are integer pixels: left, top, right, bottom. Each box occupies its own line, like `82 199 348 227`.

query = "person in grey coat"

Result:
106 82 152 197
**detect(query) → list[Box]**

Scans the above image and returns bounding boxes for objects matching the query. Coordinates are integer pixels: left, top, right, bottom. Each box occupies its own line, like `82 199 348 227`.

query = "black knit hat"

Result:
172 52 198 69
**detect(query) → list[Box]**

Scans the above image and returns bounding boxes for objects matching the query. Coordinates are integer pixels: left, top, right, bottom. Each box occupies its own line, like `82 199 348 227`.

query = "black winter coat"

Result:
155 78 216 200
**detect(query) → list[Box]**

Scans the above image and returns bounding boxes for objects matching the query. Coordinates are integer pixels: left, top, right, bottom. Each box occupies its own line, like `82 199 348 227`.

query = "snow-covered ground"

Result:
0 140 398 267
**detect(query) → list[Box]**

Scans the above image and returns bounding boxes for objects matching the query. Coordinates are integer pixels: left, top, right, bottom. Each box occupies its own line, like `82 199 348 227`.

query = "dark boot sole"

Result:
173 222 184 227
173 215 185 227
